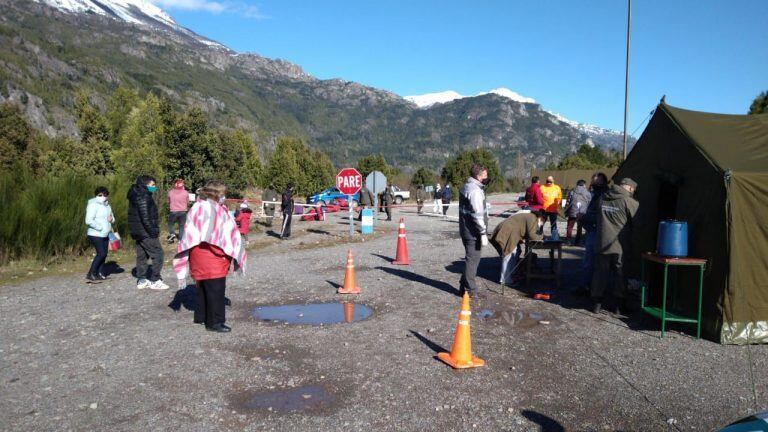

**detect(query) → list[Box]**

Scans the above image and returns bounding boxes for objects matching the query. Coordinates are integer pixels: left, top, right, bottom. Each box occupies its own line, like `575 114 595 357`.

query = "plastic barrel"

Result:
657 220 688 257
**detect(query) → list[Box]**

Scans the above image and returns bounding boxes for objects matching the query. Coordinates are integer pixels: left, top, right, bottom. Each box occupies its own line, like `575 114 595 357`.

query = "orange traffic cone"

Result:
392 217 410 265
343 301 355 323
436 293 485 369
337 249 361 294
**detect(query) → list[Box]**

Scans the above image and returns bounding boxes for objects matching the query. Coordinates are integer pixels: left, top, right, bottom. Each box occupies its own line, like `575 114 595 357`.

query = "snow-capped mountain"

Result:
32 0 225 47
406 87 628 149
405 87 536 108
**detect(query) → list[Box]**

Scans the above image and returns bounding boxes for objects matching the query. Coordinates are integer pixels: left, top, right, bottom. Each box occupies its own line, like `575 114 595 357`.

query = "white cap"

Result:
240 202 248 208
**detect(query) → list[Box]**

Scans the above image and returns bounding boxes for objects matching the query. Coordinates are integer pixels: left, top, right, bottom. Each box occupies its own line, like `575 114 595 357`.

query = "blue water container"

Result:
657 220 688 257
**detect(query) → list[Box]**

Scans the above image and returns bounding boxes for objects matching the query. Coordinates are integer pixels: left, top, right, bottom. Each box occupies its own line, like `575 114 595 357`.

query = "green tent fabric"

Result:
615 102 768 344
530 168 618 191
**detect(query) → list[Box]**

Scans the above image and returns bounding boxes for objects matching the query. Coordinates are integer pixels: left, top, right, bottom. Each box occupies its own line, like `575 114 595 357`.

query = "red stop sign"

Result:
336 168 363 196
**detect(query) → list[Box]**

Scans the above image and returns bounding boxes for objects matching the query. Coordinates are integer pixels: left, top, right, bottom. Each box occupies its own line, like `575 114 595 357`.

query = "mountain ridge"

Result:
0 0 632 177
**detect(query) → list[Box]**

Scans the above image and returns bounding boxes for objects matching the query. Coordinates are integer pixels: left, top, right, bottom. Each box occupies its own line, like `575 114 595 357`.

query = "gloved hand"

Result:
480 234 489 247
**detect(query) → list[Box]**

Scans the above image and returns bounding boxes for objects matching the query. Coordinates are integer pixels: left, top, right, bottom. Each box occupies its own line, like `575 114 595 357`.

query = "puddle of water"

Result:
252 302 373 325
240 385 335 412
480 308 555 328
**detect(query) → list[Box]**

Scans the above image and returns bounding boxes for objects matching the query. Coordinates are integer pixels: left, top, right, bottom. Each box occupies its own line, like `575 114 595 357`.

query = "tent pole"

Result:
623 0 632 160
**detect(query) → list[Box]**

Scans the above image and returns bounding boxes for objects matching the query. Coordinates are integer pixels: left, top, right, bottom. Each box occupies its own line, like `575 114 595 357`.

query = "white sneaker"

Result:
149 280 170 290
137 279 151 290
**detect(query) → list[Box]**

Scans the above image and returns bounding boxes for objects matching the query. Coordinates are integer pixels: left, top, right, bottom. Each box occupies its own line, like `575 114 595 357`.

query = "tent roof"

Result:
660 103 768 174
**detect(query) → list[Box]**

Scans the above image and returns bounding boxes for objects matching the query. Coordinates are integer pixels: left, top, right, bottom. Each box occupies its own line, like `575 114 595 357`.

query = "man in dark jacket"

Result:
357 186 374 221
580 172 608 294
591 178 639 314
441 184 453 217
565 179 592 244
127 175 167 290
383 186 395 221
280 183 295 239
459 164 489 298
416 185 426 214
262 184 278 227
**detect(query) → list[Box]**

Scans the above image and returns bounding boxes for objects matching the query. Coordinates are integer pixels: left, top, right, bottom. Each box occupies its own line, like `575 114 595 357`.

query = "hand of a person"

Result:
481 234 489 247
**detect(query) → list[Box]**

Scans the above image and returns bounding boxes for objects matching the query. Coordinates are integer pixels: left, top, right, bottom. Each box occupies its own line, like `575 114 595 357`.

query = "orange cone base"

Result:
436 352 485 369
337 286 361 294
392 258 410 265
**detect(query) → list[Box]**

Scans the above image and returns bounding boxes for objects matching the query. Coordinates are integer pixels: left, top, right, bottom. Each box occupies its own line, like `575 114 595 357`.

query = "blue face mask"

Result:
147 185 157 193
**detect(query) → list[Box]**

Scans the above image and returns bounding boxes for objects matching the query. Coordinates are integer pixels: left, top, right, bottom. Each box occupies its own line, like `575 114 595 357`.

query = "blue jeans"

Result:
546 212 560 240
88 235 109 275
582 231 596 287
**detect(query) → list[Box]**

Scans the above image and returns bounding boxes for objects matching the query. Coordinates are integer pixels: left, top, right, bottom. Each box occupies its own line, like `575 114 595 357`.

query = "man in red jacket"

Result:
524 176 544 211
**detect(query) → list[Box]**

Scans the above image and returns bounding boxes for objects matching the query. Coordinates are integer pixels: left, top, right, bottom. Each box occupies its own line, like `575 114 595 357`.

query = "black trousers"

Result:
442 200 450 215
167 211 187 238
135 237 163 282
88 235 109 275
591 253 625 301
281 212 292 237
194 277 226 326
385 204 392 221
417 200 423 214
460 237 482 295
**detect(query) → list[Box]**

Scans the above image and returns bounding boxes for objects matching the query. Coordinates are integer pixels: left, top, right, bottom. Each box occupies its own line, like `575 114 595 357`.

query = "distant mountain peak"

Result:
35 0 175 26
404 87 536 108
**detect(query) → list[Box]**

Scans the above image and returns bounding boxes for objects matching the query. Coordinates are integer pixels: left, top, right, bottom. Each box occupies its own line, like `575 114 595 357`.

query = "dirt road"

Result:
1 196 764 431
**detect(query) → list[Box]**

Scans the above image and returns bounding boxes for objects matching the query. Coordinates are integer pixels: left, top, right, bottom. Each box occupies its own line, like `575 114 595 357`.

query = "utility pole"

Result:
623 0 632 160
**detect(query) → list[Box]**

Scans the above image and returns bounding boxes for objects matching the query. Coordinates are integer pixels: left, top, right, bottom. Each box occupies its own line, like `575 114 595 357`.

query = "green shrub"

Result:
0 170 132 264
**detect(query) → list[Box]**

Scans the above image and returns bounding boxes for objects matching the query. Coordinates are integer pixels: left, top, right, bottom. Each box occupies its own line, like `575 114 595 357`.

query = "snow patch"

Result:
404 87 536 108
36 0 176 25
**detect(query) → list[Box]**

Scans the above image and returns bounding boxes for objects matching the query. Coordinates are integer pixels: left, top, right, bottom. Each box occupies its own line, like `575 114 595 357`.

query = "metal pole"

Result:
623 0 632 160
349 194 354 236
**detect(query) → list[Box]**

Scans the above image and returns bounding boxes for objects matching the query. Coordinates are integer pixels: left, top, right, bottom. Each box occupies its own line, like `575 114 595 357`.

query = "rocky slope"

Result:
0 0 630 176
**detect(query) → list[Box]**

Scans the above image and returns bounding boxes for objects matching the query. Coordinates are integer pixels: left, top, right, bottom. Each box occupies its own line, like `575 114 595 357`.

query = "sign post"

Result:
336 168 363 236
365 171 387 227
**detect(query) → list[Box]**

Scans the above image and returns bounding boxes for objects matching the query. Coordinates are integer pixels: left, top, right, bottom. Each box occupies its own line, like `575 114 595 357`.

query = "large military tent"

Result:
615 102 768 344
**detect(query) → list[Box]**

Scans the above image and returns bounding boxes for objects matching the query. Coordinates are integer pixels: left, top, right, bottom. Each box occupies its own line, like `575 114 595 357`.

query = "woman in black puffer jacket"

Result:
127 175 168 290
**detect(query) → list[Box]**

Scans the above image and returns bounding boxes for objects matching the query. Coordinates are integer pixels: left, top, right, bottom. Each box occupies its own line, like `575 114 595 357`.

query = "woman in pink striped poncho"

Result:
173 181 247 333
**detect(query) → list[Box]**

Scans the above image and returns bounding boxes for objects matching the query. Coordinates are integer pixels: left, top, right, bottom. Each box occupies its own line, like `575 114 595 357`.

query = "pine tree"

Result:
749 91 768 115
264 136 301 193
410 167 437 187
441 148 504 192
112 93 166 182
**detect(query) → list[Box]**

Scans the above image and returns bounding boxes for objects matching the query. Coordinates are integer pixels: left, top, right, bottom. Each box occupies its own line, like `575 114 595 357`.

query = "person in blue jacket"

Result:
84 186 115 283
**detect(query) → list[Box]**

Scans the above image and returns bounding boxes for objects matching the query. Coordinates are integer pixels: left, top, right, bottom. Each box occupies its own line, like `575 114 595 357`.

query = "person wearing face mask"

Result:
539 175 563 240
591 178 639 315
173 180 246 333
458 164 490 299
127 175 168 290
490 209 545 287
167 179 189 243
84 186 115 283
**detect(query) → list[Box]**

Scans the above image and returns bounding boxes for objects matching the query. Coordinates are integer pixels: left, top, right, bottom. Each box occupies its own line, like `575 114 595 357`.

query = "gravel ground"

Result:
1 193 765 431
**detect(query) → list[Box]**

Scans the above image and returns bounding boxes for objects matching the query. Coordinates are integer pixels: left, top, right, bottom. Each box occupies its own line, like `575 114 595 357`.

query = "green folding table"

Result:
640 252 707 339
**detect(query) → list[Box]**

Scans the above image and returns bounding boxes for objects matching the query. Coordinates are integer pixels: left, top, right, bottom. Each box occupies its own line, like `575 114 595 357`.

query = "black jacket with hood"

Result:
127 177 160 240
595 184 639 255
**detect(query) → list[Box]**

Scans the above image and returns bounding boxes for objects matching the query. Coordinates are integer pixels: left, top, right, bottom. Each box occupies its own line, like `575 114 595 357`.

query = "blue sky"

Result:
160 0 767 132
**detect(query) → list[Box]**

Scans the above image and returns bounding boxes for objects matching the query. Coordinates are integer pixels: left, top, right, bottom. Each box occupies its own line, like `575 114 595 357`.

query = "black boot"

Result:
206 323 231 333
86 273 100 283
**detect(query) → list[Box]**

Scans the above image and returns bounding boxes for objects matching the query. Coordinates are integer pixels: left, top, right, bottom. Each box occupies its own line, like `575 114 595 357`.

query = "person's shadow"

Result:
376 266 461 296
521 410 565 432
101 261 124 276
168 285 198 312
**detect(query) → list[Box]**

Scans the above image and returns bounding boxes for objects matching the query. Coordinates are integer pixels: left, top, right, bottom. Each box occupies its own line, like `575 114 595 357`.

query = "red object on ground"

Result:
324 204 341 213
336 198 348 208
533 293 551 300
392 217 410 265
336 168 363 196
337 249 361 294
189 243 232 280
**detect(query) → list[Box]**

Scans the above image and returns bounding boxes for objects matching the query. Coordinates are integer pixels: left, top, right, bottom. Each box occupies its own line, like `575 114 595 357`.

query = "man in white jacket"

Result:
458 164 489 298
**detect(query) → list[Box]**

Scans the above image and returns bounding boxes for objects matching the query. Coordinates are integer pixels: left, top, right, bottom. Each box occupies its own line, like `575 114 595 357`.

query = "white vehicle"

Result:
391 186 410 204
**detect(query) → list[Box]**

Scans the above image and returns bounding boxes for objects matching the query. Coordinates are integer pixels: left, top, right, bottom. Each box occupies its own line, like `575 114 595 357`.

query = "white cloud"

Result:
153 0 266 18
